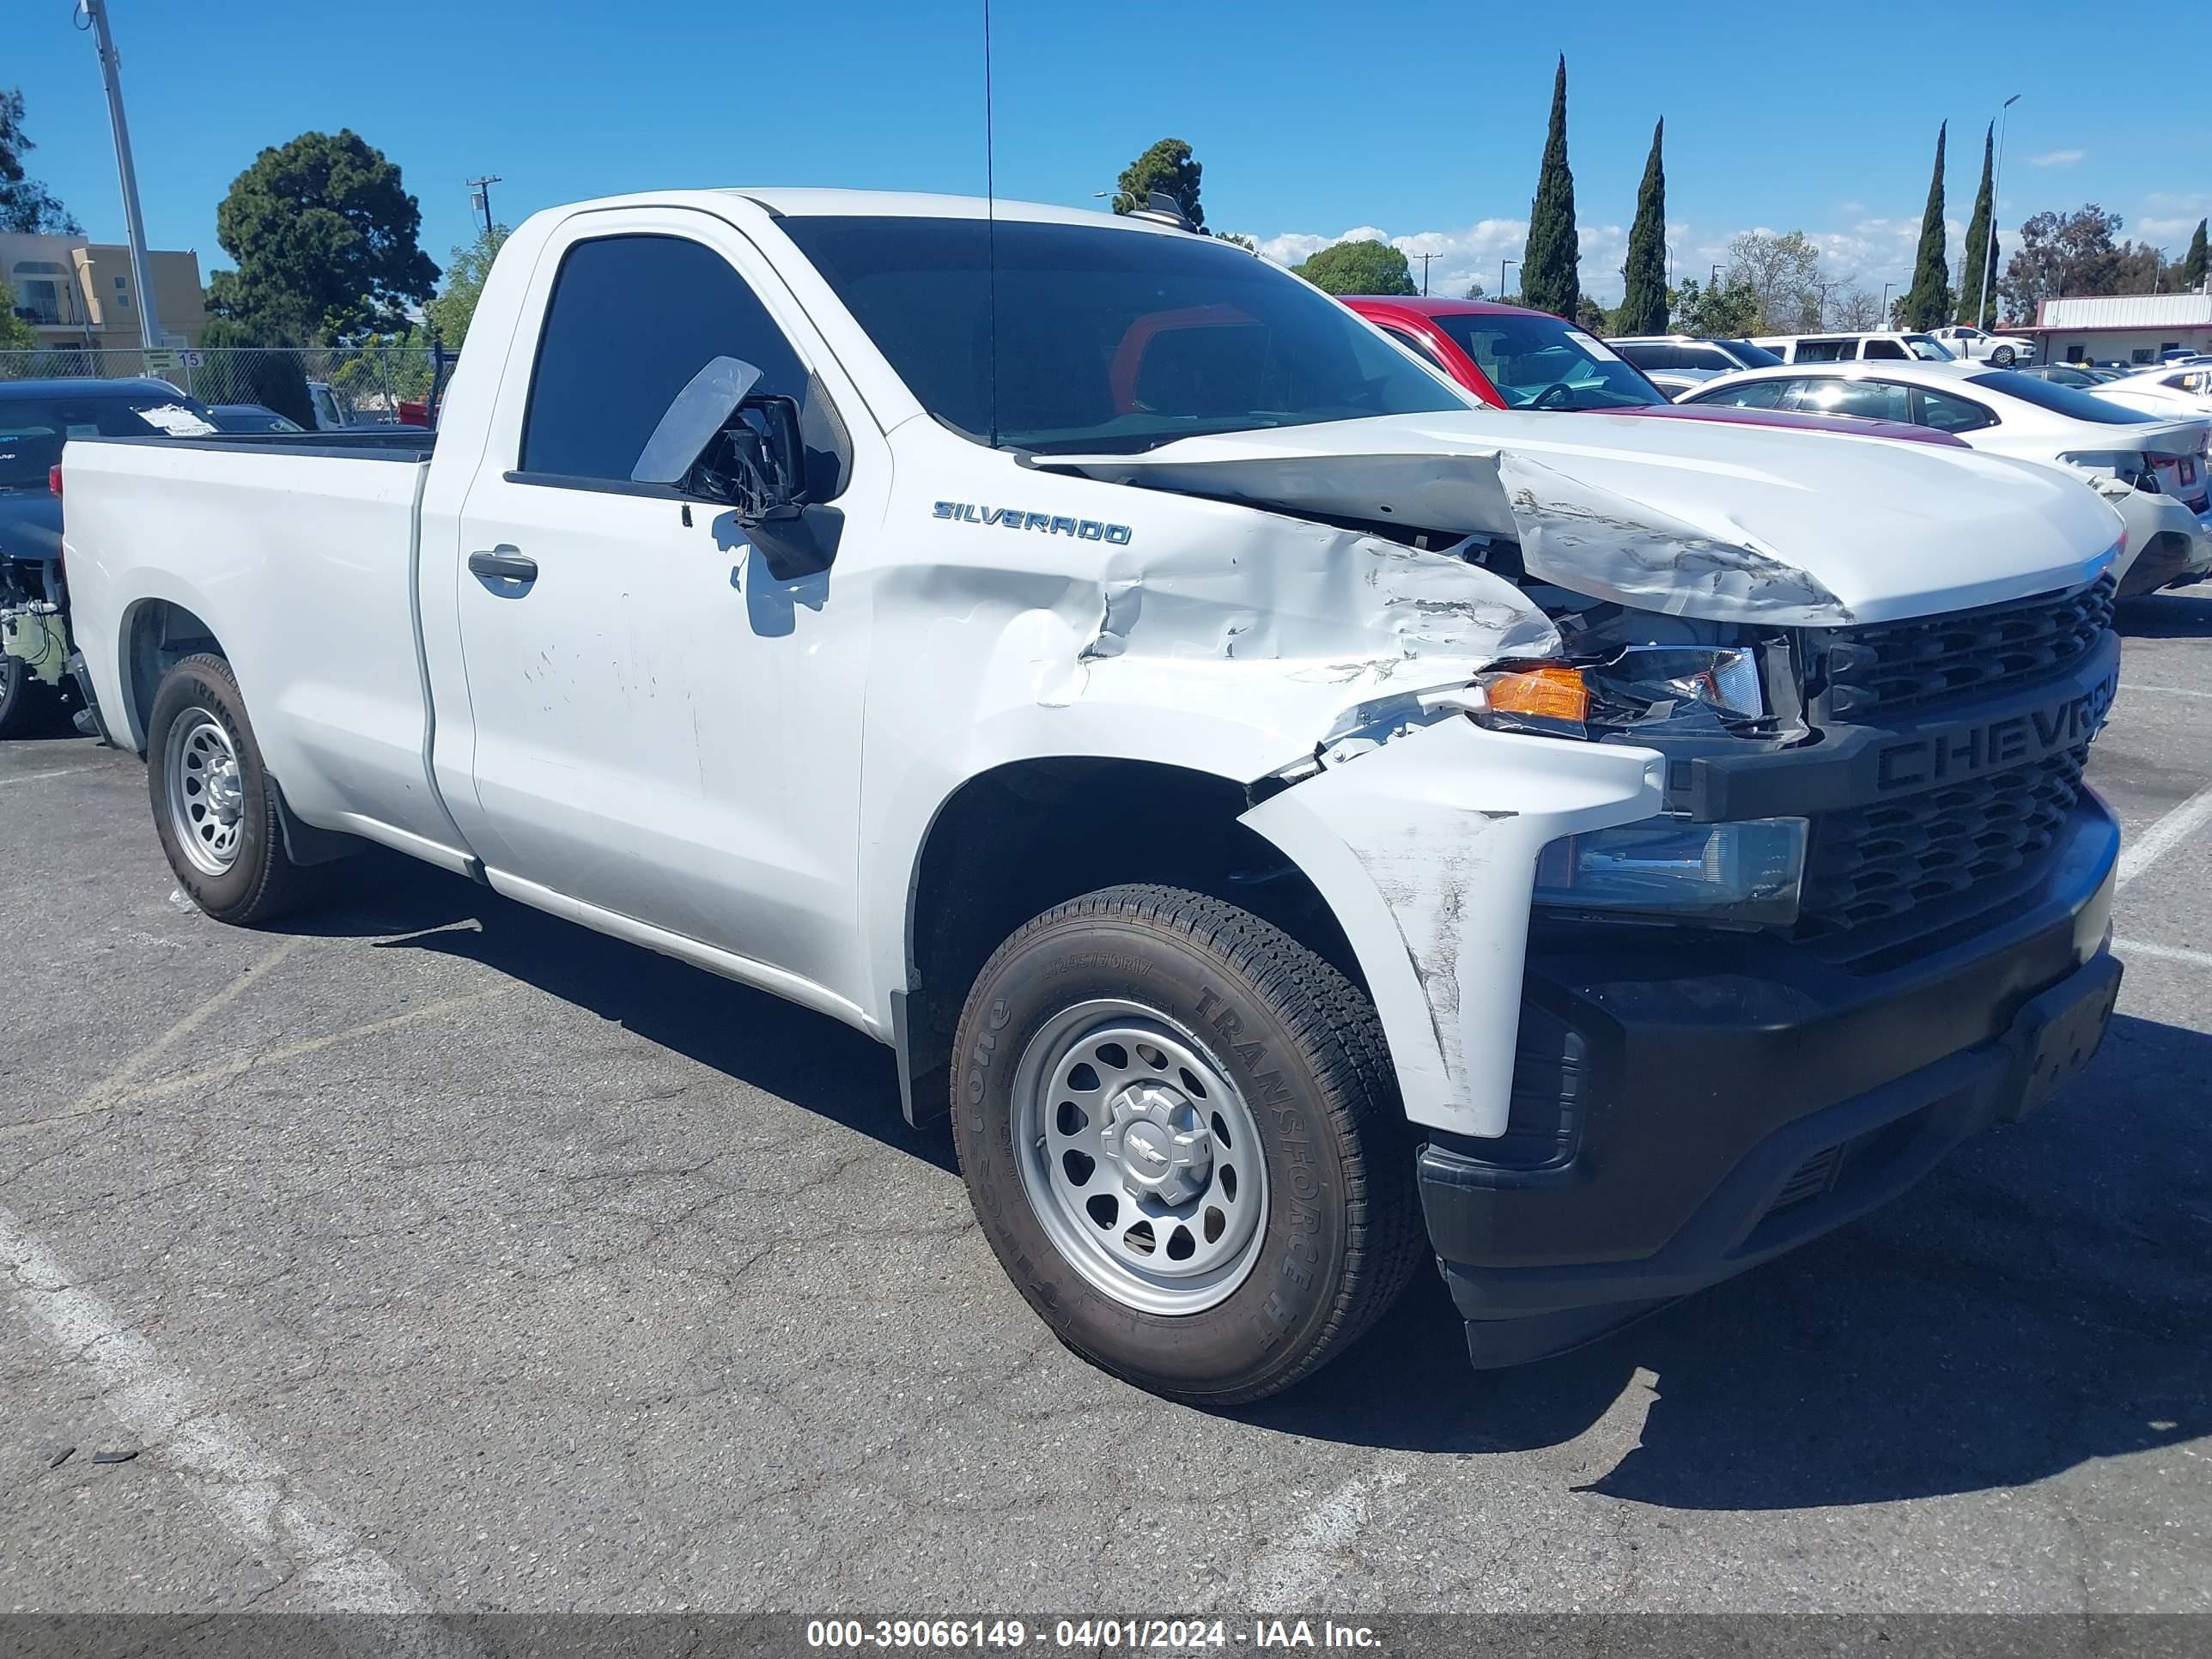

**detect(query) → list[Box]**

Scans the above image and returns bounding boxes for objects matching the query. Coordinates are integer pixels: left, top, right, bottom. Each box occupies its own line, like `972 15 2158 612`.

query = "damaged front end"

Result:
1028 416 2123 1146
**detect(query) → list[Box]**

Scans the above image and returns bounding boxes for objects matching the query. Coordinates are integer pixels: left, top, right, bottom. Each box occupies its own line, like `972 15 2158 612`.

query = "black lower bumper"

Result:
1420 799 2123 1370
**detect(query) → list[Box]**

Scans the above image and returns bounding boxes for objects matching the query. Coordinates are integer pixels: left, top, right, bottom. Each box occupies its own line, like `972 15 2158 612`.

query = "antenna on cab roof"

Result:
981 0 1000 449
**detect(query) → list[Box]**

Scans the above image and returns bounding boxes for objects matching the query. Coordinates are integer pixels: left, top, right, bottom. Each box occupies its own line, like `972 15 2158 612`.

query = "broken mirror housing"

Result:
1533 815 1808 926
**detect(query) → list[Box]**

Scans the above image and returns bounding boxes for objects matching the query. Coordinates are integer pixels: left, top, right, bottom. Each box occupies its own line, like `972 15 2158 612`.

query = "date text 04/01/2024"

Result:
803 1619 1383 1650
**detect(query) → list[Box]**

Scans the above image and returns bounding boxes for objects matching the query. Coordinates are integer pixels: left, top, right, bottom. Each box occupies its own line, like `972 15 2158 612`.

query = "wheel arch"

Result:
893 754 1365 1127
119 595 227 754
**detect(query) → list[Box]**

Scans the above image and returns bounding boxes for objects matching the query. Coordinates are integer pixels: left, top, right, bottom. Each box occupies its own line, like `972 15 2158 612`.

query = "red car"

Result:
1341 296 1965 447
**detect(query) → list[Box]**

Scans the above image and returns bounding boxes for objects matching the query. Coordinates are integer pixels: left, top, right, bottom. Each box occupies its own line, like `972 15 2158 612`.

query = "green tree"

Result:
2185 220 2209 290
0 283 36 349
1520 56 1580 319
204 131 439 344
1956 123 1996 328
1999 204 2166 321
424 225 509 349
1617 118 1668 336
1112 138 1206 231
1671 275 1759 337
1575 295 1609 334
1903 122 1952 330
1213 231 1257 252
1291 239 1415 295
0 88 80 234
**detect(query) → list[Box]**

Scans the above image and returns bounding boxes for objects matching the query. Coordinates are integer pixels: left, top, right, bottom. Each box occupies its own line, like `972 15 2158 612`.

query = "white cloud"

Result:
2028 149 2084 167
2138 216 2202 243
1251 216 1634 301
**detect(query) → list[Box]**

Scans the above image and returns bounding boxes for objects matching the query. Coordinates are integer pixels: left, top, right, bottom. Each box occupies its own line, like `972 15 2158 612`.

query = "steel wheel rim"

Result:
164 712 246 875
1011 998 1269 1316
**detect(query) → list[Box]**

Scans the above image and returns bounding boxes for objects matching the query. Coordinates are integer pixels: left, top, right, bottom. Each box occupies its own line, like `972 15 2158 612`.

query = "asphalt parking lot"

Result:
3 597 2209 1622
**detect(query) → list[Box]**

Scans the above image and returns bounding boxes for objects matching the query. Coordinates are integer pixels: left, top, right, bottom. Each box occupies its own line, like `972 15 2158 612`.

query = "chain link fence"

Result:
0 345 451 430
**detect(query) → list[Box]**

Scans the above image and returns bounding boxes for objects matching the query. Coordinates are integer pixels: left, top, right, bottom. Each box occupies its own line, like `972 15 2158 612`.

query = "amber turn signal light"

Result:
1480 664 1590 724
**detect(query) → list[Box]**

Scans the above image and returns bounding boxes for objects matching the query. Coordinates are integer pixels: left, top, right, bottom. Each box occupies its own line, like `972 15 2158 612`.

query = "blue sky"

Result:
11 0 2208 307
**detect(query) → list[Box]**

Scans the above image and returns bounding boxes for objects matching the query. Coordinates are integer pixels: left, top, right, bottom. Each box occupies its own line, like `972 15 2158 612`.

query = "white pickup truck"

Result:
64 190 2128 1401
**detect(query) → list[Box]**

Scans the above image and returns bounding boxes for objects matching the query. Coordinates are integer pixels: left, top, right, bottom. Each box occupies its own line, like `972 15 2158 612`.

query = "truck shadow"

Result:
290 850 2208 1510
1251 1007 2212 1509
2115 592 2212 638
287 847 948 1174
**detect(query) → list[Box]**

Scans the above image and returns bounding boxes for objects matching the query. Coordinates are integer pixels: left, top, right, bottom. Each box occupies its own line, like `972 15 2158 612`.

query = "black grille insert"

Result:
1801 746 2087 933
1819 574 2115 721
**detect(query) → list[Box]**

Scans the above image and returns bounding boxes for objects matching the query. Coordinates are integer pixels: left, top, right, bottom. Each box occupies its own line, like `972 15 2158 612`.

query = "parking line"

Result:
2120 682 2212 702
0 763 107 787
2116 781 2212 891
62 985 518 1118
68 936 303 1115
2115 937 2212 973
0 1200 449 1616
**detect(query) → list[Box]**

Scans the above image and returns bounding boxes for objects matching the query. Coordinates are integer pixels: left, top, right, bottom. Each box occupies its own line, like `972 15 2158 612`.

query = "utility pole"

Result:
1978 94 2021 331
78 0 163 349
1417 252 1435 295
1501 258 1519 301
465 176 502 240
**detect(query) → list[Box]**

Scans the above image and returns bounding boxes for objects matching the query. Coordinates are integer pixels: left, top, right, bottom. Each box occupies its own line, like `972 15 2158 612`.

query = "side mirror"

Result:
634 356 842 582
633 356 762 486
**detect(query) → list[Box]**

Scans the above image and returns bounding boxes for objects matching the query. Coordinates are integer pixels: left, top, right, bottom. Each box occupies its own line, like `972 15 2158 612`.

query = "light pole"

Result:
1978 94 2021 331
1881 279 1895 324
1500 258 1519 300
76 0 163 349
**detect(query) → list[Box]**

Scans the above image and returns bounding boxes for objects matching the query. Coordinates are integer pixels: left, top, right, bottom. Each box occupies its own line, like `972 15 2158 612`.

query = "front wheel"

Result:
1990 344 2016 367
146 653 318 925
951 885 1423 1403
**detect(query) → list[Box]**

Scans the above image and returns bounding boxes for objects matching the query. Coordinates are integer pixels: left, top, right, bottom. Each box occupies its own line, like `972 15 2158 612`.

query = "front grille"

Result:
1818 574 2115 722
1800 746 2087 933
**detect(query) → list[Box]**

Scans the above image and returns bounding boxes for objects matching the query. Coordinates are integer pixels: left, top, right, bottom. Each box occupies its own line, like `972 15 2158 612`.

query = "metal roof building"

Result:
2024 293 2212 364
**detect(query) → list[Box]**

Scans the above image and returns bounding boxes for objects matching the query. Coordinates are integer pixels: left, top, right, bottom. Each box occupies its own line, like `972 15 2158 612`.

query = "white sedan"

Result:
1929 325 2038 366
1681 358 2212 597
2089 363 2212 421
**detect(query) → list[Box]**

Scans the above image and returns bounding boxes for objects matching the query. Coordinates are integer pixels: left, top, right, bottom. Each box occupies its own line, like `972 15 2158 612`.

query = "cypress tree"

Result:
1618 118 1668 336
1904 122 1951 331
1521 56 1579 321
2186 219 2209 291
1956 123 1995 328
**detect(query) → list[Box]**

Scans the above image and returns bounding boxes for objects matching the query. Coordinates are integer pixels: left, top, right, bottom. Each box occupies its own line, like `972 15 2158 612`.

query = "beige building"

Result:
3 231 207 352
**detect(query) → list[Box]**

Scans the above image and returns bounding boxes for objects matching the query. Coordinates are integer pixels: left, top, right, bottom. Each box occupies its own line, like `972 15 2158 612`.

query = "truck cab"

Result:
60 191 2128 1401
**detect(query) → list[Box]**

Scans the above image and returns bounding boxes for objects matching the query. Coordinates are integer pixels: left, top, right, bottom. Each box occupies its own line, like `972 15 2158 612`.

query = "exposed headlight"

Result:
1443 646 1768 738
1533 815 1808 926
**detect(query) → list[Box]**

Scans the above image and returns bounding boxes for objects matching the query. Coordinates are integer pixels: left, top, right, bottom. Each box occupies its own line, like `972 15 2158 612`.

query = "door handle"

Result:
468 546 538 584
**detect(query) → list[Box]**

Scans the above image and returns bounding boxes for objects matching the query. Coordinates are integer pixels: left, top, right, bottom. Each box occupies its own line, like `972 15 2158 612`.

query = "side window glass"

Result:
1862 338 1908 360
1695 380 1786 409
521 234 811 485
1918 388 1997 434
1790 378 1911 422
1384 326 1453 375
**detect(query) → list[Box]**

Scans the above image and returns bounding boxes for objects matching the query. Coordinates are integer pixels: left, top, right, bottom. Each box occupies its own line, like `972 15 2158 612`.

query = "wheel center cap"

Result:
1099 1081 1212 1206
209 763 244 823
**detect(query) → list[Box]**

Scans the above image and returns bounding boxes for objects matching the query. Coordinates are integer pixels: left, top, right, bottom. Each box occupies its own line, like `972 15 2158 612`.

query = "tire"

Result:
1991 345 2015 367
0 653 57 739
146 653 317 925
951 884 1423 1404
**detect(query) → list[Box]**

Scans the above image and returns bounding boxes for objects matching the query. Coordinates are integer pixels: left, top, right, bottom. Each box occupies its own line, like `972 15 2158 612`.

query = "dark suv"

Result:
0 379 221 734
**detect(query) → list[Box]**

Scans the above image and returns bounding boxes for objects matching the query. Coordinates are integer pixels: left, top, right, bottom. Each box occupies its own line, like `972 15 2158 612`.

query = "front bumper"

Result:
1420 795 2121 1368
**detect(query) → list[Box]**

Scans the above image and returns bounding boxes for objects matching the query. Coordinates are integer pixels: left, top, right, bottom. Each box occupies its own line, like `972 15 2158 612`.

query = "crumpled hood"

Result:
1037 410 2123 626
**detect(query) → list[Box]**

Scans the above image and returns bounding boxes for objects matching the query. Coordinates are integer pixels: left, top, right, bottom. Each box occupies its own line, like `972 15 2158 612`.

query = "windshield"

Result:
1966 370 2160 423
0 388 217 491
1425 313 1663 410
776 216 1468 453
1904 335 1955 362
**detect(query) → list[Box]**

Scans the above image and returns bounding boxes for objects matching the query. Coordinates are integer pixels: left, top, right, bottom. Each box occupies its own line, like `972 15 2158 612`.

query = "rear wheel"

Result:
146 653 317 924
951 884 1422 1403
0 653 58 738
